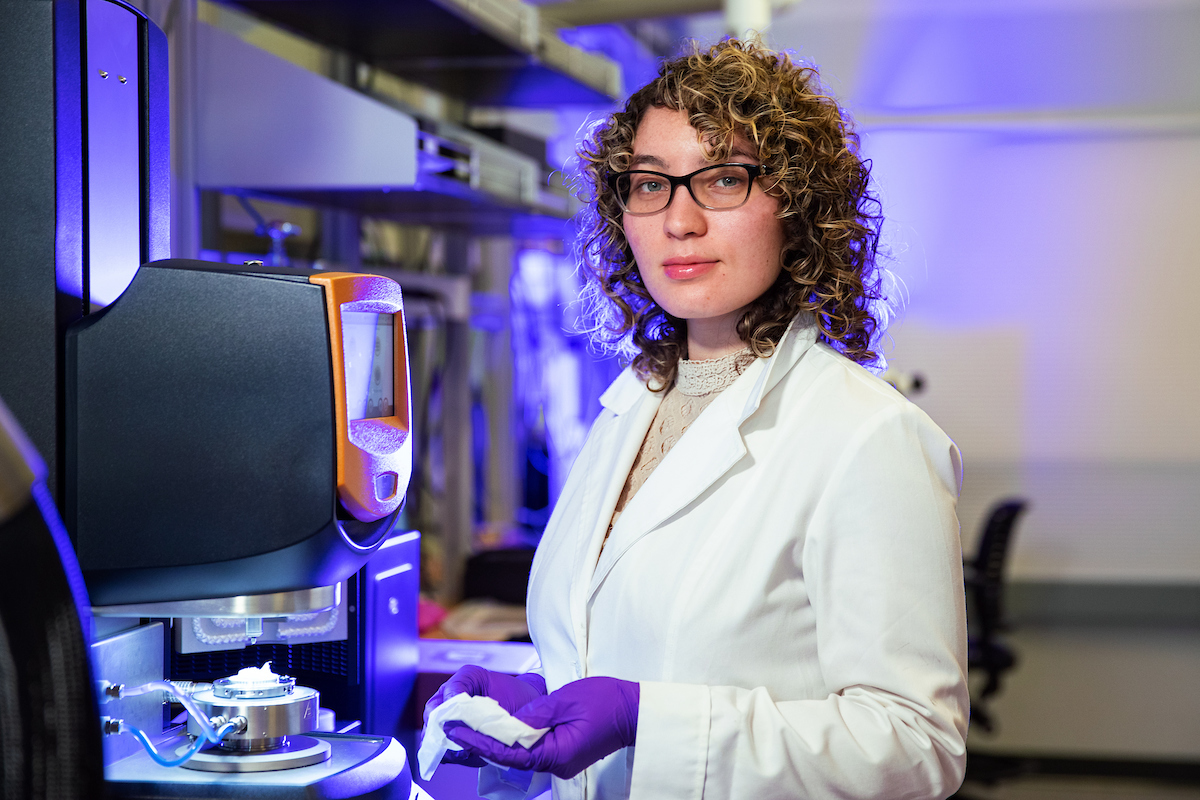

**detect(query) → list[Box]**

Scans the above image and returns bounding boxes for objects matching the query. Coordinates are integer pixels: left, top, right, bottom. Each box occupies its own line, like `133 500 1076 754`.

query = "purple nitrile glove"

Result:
446 676 639 780
422 665 547 767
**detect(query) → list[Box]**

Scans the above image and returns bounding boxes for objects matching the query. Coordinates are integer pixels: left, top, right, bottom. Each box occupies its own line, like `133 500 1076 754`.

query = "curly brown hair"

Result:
573 38 886 389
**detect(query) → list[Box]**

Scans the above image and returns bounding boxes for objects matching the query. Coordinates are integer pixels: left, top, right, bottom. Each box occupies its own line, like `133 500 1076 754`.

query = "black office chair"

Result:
463 547 537 607
964 499 1027 733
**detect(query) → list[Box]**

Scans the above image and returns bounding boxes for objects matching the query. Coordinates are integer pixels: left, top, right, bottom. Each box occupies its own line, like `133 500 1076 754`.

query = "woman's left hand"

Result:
446 676 639 780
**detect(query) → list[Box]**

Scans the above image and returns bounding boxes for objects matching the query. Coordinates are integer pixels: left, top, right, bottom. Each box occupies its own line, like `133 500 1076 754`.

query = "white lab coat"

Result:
484 319 969 800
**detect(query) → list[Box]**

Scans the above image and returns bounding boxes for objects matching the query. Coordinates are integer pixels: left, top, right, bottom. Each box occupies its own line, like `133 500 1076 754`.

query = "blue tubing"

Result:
121 681 225 743
127 720 239 768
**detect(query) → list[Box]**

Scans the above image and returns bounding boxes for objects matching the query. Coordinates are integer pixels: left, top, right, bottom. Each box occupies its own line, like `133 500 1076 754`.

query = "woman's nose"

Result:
662 186 707 239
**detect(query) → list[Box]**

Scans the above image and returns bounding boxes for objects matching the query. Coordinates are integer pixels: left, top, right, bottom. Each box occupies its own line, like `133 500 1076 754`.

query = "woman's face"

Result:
622 106 785 333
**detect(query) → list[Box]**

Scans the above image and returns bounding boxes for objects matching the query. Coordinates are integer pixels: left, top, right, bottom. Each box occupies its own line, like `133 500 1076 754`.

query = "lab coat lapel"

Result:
568 369 662 655
586 372 752 602
586 318 820 602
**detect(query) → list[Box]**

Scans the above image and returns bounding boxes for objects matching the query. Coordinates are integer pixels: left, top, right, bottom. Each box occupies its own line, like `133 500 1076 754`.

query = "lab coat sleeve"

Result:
630 404 969 800
478 766 552 800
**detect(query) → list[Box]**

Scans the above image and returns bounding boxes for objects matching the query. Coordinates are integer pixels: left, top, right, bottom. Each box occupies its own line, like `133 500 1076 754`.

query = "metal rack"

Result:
194 4 586 231
244 127 574 234
222 0 621 106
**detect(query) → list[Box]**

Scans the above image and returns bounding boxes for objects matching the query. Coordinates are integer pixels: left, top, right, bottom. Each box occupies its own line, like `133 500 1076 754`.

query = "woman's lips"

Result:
663 260 717 280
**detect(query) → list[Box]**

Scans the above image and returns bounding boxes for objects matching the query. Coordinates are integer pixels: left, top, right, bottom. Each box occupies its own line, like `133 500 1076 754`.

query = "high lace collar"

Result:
675 348 757 397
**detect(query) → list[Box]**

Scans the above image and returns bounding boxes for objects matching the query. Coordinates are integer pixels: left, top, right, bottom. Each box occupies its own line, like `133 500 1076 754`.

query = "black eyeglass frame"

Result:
607 163 767 215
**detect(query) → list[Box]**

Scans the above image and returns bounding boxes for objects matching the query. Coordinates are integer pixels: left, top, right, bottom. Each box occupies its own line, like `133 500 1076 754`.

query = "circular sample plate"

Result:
180 735 332 773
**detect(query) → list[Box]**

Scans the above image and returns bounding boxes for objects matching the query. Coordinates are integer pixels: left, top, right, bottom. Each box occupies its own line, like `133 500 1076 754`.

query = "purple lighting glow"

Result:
85 0 142 308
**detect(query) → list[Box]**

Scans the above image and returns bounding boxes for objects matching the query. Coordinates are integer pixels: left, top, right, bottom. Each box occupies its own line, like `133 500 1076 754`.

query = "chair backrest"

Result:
970 499 1027 639
463 547 537 606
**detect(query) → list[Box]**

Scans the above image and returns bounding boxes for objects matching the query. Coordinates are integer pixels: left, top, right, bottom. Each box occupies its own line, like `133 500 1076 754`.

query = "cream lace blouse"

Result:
607 348 757 536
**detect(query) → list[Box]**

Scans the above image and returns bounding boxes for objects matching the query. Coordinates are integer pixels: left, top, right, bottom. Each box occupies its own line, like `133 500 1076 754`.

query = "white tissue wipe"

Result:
418 693 550 781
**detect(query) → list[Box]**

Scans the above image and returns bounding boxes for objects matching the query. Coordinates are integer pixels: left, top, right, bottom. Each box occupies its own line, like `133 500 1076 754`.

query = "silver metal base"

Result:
181 735 331 773
93 584 339 618
106 732 410 799
188 684 320 746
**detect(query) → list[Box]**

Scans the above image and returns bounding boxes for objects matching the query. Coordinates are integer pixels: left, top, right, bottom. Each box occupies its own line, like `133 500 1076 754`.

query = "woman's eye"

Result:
708 172 746 190
633 178 666 194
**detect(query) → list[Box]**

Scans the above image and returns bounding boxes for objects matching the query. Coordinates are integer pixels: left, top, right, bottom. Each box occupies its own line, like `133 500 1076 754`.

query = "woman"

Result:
425 38 969 800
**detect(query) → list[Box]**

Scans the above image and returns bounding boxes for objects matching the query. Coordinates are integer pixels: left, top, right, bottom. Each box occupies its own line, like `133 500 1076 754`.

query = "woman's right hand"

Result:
422 666 547 767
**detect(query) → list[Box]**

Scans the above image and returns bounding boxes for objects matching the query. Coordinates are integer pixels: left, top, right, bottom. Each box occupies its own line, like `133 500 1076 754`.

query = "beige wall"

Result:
973 625 1200 759
685 0 1200 582
875 129 1200 581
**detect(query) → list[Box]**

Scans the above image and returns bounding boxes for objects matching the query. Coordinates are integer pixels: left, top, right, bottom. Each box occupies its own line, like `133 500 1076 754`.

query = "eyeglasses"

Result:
608 163 766 215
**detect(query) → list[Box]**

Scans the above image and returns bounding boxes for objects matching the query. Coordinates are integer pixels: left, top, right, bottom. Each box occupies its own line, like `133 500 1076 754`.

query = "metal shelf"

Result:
197 21 577 230
219 0 621 106
248 181 566 233
218 127 575 232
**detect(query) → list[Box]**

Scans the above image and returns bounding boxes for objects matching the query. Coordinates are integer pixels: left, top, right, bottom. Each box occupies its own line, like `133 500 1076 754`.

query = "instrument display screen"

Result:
341 311 394 420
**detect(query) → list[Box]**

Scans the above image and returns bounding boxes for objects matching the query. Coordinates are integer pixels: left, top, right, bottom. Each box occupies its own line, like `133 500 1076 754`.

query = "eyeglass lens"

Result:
616 165 755 214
